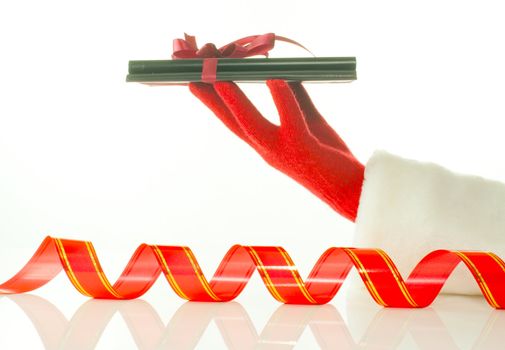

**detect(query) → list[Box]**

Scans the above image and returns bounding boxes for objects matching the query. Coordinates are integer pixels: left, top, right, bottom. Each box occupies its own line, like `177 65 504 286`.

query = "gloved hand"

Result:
189 80 364 221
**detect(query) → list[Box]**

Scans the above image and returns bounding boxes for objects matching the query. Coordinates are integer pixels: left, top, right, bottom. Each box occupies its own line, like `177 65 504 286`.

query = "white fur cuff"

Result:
353 150 505 295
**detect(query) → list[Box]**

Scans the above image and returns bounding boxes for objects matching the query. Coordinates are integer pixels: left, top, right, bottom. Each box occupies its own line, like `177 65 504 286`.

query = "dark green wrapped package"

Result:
126 57 356 84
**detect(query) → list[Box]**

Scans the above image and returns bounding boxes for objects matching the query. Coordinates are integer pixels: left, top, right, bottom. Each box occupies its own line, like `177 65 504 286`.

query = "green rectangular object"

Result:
126 57 357 84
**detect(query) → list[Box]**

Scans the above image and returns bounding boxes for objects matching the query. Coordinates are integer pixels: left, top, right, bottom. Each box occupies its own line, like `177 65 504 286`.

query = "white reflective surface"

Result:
1 287 503 349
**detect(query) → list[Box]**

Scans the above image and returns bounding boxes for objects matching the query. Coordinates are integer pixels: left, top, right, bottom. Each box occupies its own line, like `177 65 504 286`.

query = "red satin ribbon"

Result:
171 33 312 82
1 236 505 308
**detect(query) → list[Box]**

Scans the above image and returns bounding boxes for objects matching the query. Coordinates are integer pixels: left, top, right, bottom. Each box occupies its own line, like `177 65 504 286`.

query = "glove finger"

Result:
189 82 249 142
214 81 279 151
266 80 311 140
287 82 351 154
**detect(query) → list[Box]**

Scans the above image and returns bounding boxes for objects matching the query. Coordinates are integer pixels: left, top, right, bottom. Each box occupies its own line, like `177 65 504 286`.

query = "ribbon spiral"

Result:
1 237 505 308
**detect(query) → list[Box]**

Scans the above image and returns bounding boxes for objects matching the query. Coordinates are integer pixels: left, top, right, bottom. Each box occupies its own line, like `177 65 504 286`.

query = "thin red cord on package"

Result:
1 237 505 308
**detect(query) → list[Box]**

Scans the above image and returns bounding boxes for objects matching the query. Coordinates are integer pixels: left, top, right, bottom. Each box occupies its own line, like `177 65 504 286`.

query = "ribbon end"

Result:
183 33 197 49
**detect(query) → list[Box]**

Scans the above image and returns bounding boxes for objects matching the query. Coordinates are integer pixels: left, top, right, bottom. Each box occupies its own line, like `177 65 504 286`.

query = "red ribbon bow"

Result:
171 33 311 83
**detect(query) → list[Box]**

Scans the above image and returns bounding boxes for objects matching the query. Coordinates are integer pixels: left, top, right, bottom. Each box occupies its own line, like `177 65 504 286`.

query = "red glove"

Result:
189 80 364 221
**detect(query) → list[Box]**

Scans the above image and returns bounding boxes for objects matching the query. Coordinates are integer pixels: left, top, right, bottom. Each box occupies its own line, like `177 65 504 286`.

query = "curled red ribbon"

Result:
171 33 312 82
1 236 505 308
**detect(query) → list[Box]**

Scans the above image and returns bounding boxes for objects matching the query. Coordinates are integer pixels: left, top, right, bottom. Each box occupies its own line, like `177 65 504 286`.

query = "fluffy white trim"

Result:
353 150 505 295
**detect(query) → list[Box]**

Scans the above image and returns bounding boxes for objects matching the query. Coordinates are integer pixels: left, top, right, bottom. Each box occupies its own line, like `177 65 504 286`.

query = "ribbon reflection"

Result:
1 295 504 349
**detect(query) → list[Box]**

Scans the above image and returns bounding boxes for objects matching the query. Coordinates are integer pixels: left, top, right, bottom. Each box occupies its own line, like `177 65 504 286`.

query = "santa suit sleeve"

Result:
353 150 505 295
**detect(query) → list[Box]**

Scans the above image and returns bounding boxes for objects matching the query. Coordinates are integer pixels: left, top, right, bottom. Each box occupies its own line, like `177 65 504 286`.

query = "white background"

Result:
1 0 505 348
